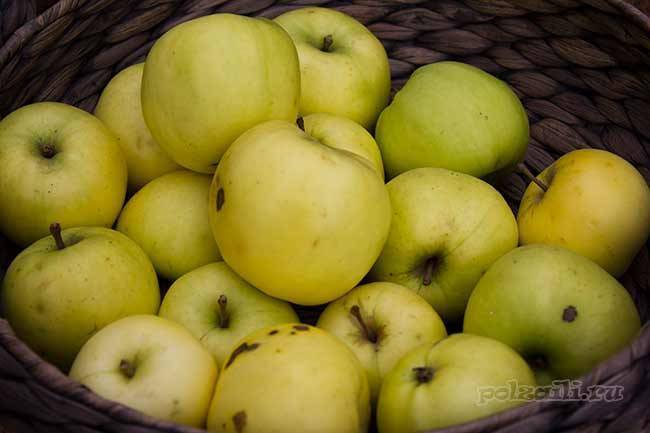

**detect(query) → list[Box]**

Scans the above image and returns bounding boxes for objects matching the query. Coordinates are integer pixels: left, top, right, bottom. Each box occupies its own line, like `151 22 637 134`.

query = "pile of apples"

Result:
1 7 649 433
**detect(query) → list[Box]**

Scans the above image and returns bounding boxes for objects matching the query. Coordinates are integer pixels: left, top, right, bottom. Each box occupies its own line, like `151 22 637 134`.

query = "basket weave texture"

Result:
0 1 649 433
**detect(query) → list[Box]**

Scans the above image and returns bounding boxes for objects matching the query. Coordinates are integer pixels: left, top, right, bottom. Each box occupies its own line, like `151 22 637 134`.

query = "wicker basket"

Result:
1 1 649 432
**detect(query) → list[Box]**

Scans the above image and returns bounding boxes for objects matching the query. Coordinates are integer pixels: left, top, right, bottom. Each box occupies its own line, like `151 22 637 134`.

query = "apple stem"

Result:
218 295 229 328
422 257 437 286
322 34 333 52
517 163 548 192
119 359 136 379
49 223 65 250
40 142 56 158
350 305 377 343
296 117 305 131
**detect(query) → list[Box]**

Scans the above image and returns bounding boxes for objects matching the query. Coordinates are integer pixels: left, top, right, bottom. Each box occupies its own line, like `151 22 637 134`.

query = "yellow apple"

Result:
518 149 650 277
0 102 126 246
207 323 370 433
317 282 447 402
1 225 160 370
70 315 218 428
94 63 180 192
274 7 391 129
142 14 300 173
116 170 221 280
208 120 391 305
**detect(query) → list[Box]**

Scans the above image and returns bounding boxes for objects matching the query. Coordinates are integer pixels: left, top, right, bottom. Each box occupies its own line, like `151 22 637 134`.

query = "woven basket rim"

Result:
1 1 650 432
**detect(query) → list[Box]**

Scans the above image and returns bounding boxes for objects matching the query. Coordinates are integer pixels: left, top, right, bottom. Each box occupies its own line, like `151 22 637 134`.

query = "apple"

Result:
94 63 180 192
317 281 447 401
517 149 650 277
1 224 160 370
302 113 384 179
369 168 518 323
274 7 391 129
209 119 391 306
158 261 298 366
463 244 641 384
207 323 370 433
142 13 300 173
116 170 221 280
69 315 218 428
0 102 127 246
375 61 529 179
377 334 536 433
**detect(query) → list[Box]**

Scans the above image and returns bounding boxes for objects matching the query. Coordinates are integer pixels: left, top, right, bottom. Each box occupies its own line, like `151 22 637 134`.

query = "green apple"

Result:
159 261 298 366
275 7 391 129
377 334 536 433
517 149 650 277
1 224 160 370
207 323 370 433
303 113 384 178
0 102 127 246
376 61 529 179
116 170 221 280
369 168 518 323
142 13 300 173
94 63 180 192
69 315 218 428
209 120 391 305
464 244 641 384
317 281 447 401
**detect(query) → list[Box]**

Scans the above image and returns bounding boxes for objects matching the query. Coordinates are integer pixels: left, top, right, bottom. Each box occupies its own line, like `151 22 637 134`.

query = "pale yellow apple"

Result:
142 14 300 173
207 323 370 433
159 262 298 366
303 113 384 179
0 102 126 246
116 170 221 280
317 282 447 401
275 7 391 129
94 63 180 192
1 226 160 370
518 149 650 277
70 315 218 428
209 120 391 305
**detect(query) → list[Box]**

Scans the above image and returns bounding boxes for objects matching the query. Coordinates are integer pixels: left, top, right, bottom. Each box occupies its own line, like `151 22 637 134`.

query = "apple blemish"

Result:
562 306 578 322
293 325 309 331
225 342 260 368
232 410 247 433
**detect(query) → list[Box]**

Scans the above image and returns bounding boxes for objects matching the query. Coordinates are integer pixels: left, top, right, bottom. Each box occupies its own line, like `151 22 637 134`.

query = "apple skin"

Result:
116 170 221 280
69 315 218 428
0 102 127 246
209 120 391 306
1 227 160 370
303 113 384 179
463 244 641 384
375 61 529 180
142 14 300 173
369 168 518 323
94 63 180 192
517 149 650 277
207 323 370 433
377 334 536 433
158 261 298 366
317 281 447 402
274 7 391 129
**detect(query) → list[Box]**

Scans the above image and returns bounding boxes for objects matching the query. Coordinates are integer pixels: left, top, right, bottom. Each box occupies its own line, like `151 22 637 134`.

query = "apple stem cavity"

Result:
49 223 65 250
218 294 230 328
119 359 136 379
350 305 378 343
422 257 438 286
296 117 305 131
39 141 56 159
322 34 334 52
517 163 548 192
412 366 435 384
